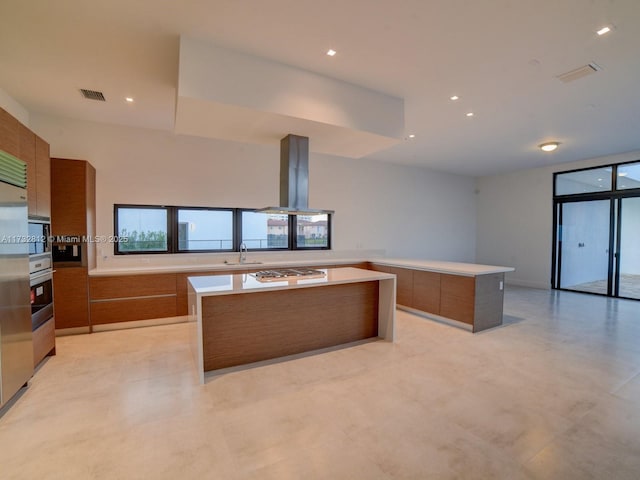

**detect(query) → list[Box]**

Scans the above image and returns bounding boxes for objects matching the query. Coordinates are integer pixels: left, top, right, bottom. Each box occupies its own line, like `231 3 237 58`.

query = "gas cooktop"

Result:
251 268 326 281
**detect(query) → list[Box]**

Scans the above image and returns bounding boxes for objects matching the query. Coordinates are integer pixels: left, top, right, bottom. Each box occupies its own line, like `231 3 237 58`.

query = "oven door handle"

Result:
30 269 54 284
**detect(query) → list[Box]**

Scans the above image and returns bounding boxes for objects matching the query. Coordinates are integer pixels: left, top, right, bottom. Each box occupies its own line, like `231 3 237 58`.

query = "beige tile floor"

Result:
1 286 640 479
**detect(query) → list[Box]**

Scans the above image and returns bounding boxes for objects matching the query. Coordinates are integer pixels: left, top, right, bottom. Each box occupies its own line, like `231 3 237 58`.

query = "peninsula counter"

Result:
369 259 515 332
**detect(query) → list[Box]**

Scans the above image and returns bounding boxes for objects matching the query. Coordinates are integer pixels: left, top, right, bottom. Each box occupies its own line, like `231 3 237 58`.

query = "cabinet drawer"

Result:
440 274 475 324
369 264 413 306
53 267 89 329
90 296 177 325
90 273 177 300
412 270 441 314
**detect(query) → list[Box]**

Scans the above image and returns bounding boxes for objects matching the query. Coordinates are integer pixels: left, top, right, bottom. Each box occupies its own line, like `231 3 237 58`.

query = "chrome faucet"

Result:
239 242 248 263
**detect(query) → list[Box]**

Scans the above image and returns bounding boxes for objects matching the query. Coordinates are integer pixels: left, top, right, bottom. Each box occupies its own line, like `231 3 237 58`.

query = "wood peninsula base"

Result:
369 260 514 333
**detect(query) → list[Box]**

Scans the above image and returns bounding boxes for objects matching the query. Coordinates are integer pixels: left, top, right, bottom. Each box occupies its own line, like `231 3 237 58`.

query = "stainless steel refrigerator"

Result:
0 151 33 409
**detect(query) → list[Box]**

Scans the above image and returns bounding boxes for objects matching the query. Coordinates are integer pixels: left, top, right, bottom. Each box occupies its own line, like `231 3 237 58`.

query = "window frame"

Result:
175 206 236 253
114 204 332 255
236 209 291 251
114 204 172 255
292 214 332 250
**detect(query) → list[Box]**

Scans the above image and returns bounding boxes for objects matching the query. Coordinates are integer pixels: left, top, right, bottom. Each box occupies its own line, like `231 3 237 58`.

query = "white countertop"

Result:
89 258 364 276
188 267 395 296
370 258 515 276
89 256 514 278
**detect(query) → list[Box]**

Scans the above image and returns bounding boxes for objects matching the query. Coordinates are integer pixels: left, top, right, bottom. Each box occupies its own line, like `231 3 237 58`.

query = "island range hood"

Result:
256 134 334 216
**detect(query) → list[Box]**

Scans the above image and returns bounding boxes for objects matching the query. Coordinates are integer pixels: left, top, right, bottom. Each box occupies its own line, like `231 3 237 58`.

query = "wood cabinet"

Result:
51 158 96 331
368 264 413 306
51 158 96 239
440 274 475 325
34 136 51 217
89 273 178 326
367 262 505 332
1 107 51 218
53 268 90 329
201 281 379 371
412 270 441 313
0 107 20 157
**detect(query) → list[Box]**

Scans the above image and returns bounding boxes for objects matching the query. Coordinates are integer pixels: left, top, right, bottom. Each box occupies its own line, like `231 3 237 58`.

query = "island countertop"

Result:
188 267 395 296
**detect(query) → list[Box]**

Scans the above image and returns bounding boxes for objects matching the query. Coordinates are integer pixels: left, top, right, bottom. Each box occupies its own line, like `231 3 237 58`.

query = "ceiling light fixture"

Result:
408 134 415 139
450 95 459 101
597 26 611 36
618 172 628 177
125 97 134 103
326 49 336 56
466 112 474 117
539 142 559 152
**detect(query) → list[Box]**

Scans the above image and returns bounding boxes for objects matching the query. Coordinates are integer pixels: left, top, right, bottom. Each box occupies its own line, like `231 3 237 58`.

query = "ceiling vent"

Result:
80 89 106 101
556 63 602 83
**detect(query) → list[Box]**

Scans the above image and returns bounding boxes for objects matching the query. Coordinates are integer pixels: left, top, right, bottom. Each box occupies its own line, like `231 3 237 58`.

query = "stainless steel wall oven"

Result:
30 264 53 331
28 219 54 331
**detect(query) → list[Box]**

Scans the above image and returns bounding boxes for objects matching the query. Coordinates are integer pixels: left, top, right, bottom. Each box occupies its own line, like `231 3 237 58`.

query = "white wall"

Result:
476 150 640 288
30 113 477 268
0 87 29 126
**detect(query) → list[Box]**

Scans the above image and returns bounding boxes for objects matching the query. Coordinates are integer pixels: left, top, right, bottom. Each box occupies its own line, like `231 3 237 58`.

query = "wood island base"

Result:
188 267 396 383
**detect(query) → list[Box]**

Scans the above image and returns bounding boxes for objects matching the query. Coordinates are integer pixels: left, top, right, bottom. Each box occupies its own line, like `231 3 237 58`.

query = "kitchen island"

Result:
188 267 395 383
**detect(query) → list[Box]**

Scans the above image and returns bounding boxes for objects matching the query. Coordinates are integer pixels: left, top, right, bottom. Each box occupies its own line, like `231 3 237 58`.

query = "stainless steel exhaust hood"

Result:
256 134 334 215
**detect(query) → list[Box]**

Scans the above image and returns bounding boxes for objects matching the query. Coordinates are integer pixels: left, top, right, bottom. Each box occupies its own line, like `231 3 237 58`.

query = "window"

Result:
295 214 330 249
115 206 169 253
555 167 613 195
552 159 640 300
114 205 331 254
240 211 289 249
616 161 640 190
177 208 233 252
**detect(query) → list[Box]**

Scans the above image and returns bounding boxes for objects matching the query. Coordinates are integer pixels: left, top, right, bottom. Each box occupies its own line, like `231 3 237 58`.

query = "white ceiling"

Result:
1 0 639 176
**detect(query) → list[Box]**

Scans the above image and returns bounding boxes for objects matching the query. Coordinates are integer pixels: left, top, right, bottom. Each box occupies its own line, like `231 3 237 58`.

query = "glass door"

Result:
557 199 612 294
617 197 640 299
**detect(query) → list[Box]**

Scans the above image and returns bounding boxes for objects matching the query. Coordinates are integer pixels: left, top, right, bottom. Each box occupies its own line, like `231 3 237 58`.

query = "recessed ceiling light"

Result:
597 26 611 36
466 112 474 117
450 95 459 101
326 49 336 56
539 142 559 152
125 97 134 103
408 134 415 139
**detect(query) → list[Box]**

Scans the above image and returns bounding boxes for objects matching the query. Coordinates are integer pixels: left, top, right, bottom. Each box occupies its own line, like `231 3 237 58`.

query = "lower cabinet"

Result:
412 270 441 313
440 274 475 325
368 263 504 332
53 267 89 329
368 264 413 306
90 296 177 325
88 273 177 326
33 317 56 366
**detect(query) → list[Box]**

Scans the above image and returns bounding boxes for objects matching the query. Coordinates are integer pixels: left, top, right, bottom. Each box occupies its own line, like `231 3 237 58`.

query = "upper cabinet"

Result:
0 107 20 158
0 107 51 218
34 135 51 217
